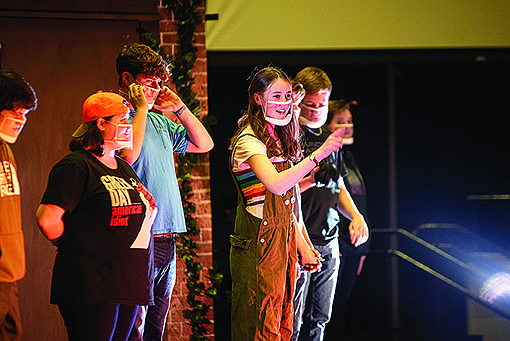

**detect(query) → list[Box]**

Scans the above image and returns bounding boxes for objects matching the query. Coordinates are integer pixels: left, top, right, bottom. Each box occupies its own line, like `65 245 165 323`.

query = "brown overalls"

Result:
230 160 298 341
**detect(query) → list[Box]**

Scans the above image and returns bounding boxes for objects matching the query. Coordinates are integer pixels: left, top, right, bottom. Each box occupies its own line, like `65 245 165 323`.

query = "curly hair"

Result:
0 69 37 112
116 43 171 86
231 66 302 162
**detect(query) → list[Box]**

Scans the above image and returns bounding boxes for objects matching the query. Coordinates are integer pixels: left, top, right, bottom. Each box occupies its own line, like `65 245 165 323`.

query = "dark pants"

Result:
58 303 138 341
325 255 362 340
0 282 21 341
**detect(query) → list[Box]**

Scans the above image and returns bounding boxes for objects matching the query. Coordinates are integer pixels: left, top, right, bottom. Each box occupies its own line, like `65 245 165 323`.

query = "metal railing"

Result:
372 227 510 320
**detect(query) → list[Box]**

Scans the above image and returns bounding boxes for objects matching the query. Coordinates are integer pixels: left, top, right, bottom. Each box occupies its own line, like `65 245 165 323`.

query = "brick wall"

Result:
158 1 214 340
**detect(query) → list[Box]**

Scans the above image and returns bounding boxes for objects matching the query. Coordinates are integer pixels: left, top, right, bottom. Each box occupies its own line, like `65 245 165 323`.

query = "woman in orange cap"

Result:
36 90 156 341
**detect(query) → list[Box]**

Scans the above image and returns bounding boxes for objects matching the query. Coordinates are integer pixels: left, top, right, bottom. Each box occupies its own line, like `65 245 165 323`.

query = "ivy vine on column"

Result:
141 0 222 340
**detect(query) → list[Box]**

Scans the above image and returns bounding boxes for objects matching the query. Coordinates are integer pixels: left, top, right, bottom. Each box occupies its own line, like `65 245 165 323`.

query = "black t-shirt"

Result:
300 126 348 246
41 150 154 305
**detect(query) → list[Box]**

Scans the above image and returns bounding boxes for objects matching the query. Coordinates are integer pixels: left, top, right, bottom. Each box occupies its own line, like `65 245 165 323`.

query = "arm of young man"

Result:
119 83 149 164
298 166 319 193
336 177 369 247
293 215 322 273
155 87 213 153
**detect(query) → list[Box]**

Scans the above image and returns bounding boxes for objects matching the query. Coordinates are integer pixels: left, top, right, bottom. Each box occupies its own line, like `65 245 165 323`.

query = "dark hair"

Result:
326 100 357 124
69 116 113 156
0 69 37 112
231 66 302 162
294 66 332 95
116 43 171 86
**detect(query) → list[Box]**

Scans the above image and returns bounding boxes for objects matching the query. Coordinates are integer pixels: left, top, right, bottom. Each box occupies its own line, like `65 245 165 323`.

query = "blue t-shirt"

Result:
130 111 189 234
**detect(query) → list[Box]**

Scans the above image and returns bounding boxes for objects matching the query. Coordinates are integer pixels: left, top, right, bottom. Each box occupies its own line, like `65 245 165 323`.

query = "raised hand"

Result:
153 86 184 112
127 83 149 113
314 126 345 161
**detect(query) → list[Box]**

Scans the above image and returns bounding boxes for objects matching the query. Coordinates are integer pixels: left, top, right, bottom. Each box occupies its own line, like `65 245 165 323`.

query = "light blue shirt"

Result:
130 111 189 234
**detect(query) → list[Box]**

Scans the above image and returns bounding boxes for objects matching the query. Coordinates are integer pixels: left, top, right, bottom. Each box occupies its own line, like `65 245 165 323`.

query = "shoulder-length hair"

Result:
231 66 302 162
69 116 113 156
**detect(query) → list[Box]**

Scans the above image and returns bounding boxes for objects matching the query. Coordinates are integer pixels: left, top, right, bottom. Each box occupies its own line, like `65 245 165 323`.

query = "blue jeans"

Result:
130 235 176 341
291 239 340 341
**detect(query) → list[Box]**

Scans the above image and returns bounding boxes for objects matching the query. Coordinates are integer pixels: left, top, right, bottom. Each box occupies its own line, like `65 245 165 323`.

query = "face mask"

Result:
104 121 133 150
259 96 293 126
337 123 354 145
0 115 26 144
299 103 328 128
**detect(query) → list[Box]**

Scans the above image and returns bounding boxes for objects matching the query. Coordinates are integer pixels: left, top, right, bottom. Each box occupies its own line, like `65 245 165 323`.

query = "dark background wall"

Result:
1 2 159 339
2 1 510 340
207 49 510 340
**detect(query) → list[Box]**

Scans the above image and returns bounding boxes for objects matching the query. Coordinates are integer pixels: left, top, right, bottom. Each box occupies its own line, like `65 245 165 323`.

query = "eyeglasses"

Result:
135 79 161 93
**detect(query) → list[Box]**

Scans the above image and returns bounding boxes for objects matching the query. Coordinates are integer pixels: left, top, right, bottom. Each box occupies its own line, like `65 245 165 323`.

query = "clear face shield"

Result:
298 103 329 129
259 96 293 126
104 121 133 150
135 79 161 108
335 123 354 145
0 111 27 144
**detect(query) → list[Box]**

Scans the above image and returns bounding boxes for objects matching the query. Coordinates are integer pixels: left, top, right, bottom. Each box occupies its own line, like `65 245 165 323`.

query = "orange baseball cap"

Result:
72 91 129 137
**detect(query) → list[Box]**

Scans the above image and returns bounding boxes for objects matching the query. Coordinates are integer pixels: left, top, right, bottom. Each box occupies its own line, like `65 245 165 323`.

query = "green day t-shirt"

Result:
40 150 156 305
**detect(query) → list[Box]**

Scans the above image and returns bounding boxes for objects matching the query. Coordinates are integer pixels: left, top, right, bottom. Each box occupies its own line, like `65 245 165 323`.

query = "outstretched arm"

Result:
247 127 345 196
298 166 319 193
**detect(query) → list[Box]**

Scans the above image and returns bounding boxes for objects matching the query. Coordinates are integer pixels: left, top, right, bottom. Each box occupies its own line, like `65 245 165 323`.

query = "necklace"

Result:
303 126 322 136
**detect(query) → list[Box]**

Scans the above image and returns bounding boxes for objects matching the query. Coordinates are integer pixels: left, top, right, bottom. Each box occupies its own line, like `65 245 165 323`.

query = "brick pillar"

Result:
158 1 214 340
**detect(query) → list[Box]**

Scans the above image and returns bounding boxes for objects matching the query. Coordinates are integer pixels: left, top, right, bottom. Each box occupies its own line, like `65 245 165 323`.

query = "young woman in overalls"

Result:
229 67 345 341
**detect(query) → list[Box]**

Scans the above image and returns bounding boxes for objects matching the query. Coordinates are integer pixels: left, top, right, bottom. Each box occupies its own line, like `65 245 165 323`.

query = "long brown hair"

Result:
231 66 302 162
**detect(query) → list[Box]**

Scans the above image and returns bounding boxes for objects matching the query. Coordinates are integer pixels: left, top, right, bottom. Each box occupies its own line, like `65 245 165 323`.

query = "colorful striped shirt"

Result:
231 126 285 218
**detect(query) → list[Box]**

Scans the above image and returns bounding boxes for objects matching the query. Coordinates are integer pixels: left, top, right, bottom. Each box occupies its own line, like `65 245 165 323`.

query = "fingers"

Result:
326 129 344 148
331 126 346 137
154 86 185 111
127 83 144 99
301 262 322 273
351 229 368 247
127 83 148 110
349 222 369 247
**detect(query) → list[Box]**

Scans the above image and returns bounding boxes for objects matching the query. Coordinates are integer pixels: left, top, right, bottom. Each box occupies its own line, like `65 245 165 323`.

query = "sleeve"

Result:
337 150 349 178
40 158 87 213
232 135 267 171
337 176 347 190
166 118 189 155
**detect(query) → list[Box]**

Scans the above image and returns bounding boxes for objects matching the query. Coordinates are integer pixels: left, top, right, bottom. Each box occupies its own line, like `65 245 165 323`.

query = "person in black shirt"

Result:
291 67 368 341
324 99 371 340
36 91 157 341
